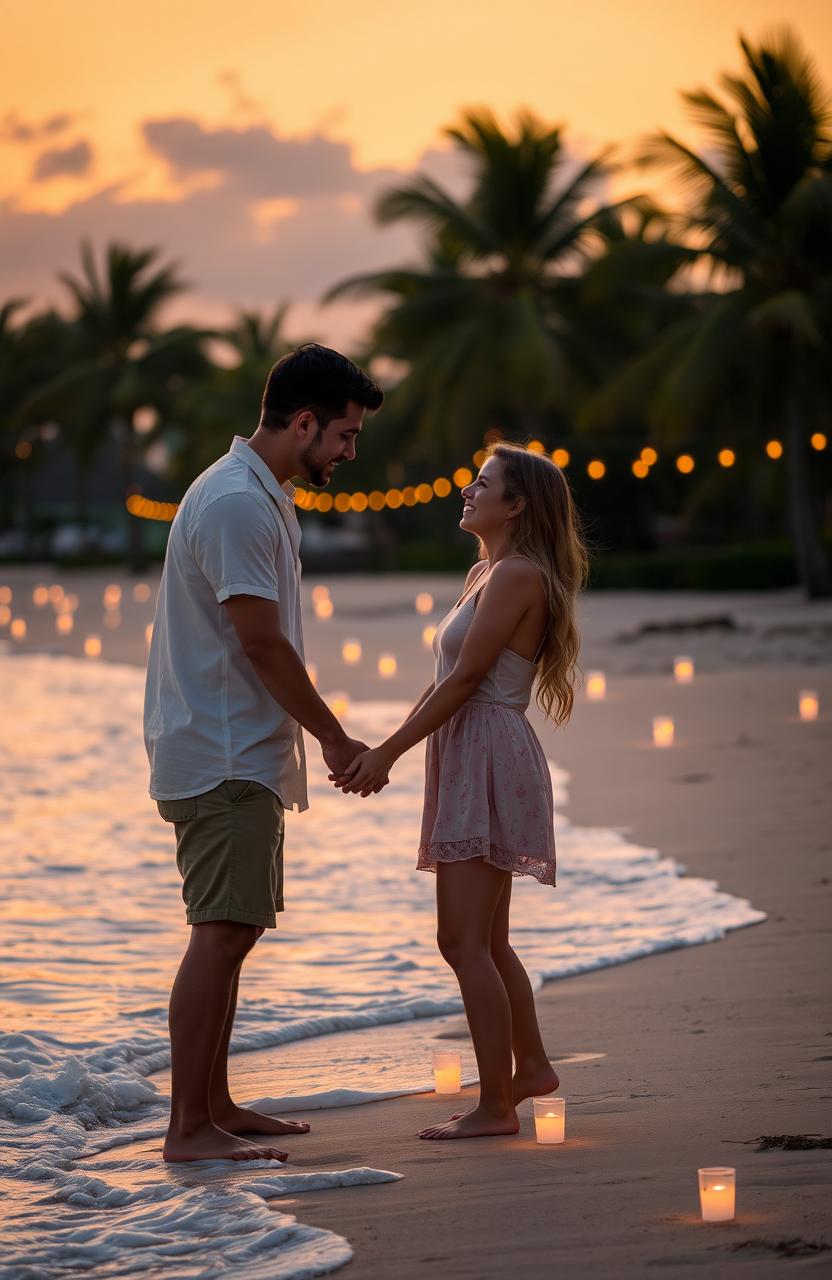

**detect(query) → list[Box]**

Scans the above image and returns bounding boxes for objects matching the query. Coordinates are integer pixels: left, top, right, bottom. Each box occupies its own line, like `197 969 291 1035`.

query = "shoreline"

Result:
3 570 831 1276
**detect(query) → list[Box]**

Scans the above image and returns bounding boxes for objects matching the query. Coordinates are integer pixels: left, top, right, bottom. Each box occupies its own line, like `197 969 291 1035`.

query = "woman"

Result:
336 442 587 1139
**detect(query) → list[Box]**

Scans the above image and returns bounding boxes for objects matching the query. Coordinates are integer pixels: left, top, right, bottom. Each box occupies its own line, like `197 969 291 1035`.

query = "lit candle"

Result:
133 582 152 603
10 618 27 641
674 656 695 684
432 1051 461 1095
56 613 74 635
48 585 63 606
328 692 350 719
653 715 675 747
103 584 122 610
799 690 819 722
533 1096 566 1144
378 653 398 679
314 597 334 620
586 671 606 701
84 635 102 659
0 586 11 605
0 605 11 627
698 1167 735 1222
32 584 49 607
342 639 362 665
422 624 437 649
415 592 434 615
104 610 122 630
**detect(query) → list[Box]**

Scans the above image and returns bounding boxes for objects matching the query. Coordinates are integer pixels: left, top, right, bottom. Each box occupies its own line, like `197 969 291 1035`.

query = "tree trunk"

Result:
119 418 146 574
786 382 832 598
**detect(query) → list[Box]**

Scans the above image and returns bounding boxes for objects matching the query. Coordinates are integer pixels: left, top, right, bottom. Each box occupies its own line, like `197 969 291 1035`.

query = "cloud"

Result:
32 140 94 182
1 111 76 145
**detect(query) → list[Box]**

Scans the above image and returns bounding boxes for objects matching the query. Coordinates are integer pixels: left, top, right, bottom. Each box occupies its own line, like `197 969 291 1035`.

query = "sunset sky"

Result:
3 0 831 346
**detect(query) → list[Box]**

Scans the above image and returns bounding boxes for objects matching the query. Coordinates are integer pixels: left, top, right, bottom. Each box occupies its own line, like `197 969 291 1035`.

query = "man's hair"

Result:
260 343 384 430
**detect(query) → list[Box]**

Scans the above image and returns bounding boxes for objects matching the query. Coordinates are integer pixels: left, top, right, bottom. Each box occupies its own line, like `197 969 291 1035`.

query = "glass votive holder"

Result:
432 1050 462 1095
798 690 819 721
533 1095 566 1144
652 715 675 747
586 671 606 701
698 1167 736 1221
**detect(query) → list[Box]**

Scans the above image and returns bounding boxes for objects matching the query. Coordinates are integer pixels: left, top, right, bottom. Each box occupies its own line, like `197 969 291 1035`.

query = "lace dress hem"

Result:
417 836 556 887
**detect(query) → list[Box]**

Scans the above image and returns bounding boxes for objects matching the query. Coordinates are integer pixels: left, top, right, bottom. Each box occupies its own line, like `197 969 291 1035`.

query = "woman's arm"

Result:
337 558 541 794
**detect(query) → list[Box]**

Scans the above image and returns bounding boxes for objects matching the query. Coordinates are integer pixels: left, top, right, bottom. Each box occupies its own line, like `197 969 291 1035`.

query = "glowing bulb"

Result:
587 460 606 480
423 624 437 648
378 653 398 679
528 439 545 454
632 460 649 479
84 635 102 658
799 690 819 721
32 584 49 606
676 454 695 474
453 468 473 488
552 448 570 468
433 477 452 498
10 618 27 640
368 490 386 510
342 639 362 665
641 447 658 465
56 613 74 635
718 449 736 468
810 432 827 451
415 592 433 615
766 439 783 459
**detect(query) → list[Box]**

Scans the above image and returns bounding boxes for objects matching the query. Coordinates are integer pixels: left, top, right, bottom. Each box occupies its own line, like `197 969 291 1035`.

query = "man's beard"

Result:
300 439 333 488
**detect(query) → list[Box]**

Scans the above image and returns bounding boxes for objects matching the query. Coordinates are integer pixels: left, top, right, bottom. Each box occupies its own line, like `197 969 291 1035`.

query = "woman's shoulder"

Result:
488 555 543 592
462 560 489 590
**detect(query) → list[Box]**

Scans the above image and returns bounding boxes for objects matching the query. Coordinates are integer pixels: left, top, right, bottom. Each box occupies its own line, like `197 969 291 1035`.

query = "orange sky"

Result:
2 0 831 343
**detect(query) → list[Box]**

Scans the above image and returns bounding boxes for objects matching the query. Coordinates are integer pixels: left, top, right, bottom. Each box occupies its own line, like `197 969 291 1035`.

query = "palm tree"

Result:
16 241 209 568
583 29 832 596
327 109 626 460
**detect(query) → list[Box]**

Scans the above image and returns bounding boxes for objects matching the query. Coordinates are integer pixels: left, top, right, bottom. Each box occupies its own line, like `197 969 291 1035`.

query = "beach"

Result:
1 569 830 1277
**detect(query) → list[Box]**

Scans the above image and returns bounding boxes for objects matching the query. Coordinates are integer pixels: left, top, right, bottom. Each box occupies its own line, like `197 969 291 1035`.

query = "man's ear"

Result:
293 410 317 439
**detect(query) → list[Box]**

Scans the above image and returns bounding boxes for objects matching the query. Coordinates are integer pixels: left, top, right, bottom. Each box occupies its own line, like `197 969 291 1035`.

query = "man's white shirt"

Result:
144 436 308 811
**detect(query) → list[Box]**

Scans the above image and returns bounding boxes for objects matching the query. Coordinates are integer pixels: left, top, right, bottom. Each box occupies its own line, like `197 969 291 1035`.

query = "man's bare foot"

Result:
448 1064 560 1120
418 1105 519 1140
163 1122 289 1163
213 1103 310 1137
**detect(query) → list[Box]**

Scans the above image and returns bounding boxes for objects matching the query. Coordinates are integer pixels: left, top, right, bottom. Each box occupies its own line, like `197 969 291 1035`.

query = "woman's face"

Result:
459 456 519 537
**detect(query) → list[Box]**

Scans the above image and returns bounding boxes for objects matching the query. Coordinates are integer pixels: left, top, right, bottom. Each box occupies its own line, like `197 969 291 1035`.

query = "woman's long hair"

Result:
479 442 589 725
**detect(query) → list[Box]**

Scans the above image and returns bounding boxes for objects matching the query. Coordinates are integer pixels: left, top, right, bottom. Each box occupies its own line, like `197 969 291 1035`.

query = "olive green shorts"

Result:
157 779 284 928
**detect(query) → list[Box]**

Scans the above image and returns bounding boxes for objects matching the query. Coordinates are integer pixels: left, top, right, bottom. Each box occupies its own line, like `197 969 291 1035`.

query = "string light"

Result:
122 434 824 522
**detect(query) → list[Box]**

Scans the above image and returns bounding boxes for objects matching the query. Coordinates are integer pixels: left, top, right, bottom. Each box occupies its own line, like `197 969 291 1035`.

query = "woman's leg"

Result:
490 877 559 1103
419 857 519 1140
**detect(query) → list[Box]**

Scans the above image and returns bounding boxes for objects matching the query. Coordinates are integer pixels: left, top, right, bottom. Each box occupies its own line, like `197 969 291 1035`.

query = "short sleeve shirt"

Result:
144 437 308 811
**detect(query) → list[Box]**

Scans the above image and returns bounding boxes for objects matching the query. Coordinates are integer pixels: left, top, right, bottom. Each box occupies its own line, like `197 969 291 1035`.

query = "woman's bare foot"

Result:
448 1064 559 1120
163 1122 289 1163
512 1062 559 1106
213 1104 310 1137
418 1105 519 1140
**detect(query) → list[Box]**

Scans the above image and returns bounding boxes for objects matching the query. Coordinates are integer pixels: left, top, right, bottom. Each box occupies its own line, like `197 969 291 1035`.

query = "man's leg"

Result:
207 931 310 1137
164 920 288 1163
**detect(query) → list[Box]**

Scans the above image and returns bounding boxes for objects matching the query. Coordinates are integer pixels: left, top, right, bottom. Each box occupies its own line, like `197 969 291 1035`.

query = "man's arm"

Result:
223 594 369 777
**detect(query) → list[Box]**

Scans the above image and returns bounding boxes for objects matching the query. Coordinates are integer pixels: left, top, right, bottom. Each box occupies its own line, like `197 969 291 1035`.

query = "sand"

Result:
2 568 831 1276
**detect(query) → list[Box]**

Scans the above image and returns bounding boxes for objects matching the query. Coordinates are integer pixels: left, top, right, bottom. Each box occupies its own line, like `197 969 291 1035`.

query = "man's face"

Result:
298 401 365 487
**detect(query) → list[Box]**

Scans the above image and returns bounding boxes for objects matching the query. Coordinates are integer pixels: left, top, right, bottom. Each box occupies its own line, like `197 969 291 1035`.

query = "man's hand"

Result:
321 736 370 782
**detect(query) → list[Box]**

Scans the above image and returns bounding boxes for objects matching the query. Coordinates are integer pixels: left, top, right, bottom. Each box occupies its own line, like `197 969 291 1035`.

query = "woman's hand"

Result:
331 746 394 797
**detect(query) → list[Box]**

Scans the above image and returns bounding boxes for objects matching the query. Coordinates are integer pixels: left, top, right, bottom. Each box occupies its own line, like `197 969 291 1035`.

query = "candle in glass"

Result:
432 1051 461 1094
674 656 695 684
586 671 606 701
653 715 675 747
799 690 819 722
698 1167 735 1222
533 1096 566 1144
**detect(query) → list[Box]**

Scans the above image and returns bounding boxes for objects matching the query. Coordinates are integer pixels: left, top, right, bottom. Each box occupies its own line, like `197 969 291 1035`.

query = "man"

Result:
144 343 384 1163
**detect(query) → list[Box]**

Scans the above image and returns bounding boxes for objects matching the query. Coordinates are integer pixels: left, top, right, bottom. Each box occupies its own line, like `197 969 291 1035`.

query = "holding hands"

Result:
330 744 395 797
